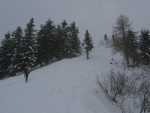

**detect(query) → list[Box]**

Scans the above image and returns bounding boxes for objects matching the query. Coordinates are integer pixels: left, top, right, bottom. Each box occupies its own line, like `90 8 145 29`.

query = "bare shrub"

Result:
97 70 136 113
137 79 150 113
110 71 130 102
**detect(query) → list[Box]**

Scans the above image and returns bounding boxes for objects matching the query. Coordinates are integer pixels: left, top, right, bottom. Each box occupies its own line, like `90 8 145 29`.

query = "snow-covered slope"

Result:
0 43 120 113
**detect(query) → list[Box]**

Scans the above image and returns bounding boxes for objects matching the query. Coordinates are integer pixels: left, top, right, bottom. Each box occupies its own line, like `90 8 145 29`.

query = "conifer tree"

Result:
0 46 7 79
0 46 4 78
126 30 138 65
68 22 81 57
55 24 64 59
104 34 108 40
37 19 56 65
139 30 150 65
11 27 24 72
83 30 93 59
0 32 14 77
60 20 71 58
22 18 37 70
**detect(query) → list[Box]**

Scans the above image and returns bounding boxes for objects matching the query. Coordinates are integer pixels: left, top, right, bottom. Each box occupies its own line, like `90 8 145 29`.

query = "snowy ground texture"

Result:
0 42 121 113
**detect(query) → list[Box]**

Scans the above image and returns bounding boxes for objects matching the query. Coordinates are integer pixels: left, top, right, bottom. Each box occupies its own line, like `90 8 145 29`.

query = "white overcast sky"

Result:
0 0 150 42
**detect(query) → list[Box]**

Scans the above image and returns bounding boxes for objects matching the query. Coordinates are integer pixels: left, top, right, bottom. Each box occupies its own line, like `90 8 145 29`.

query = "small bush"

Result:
97 71 134 103
97 70 150 113
137 79 150 113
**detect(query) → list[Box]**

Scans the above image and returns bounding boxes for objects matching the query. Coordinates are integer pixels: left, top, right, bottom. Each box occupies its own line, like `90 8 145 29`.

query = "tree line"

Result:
100 15 150 113
0 18 93 79
112 15 150 67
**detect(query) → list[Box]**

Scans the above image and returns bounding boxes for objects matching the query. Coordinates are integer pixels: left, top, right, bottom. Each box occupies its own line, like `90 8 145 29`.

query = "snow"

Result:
0 43 120 113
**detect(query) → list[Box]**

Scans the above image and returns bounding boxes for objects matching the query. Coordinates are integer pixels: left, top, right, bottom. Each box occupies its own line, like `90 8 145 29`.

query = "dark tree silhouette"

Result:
83 30 93 59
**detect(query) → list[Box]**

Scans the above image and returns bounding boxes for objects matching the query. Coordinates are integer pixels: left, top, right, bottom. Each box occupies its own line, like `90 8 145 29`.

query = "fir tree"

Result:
139 30 150 65
0 46 5 79
11 27 24 72
0 32 14 77
68 22 81 57
104 34 108 40
83 30 93 59
37 19 56 65
60 20 71 58
126 30 138 66
22 18 37 70
55 24 64 59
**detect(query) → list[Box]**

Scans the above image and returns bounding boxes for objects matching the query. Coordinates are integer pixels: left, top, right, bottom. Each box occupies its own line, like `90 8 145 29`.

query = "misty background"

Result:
0 0 150 42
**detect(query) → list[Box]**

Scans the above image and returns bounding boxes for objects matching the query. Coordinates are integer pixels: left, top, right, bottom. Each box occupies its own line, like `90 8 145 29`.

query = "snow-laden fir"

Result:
0 42 121 113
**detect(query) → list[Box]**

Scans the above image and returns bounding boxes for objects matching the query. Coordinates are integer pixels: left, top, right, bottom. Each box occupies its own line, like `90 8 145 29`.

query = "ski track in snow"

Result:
0 44 120 113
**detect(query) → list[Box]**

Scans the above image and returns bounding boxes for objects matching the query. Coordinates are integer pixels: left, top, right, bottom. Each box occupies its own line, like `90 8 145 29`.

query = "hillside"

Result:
0 43 120 113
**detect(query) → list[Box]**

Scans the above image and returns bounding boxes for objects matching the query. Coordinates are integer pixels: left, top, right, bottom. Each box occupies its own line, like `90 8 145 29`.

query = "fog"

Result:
0 0 150 42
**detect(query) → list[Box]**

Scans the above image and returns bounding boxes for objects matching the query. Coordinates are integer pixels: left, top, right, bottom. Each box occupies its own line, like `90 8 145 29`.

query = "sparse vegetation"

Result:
97 69 150 113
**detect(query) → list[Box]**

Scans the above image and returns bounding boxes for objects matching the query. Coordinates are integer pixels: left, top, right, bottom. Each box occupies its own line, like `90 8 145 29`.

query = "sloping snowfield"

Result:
0 43 120 113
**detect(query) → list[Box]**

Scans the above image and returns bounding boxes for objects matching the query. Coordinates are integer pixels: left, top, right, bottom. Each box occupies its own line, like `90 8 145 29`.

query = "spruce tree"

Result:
126 30 138 66
60 20 71 58
68 22 81 57
11 27 24 72
55 24 64 59
83 30 93 59
0 46 6 79
104 34 108 40
37 19 56 65
22 18 37 70
139 30 150 65
0 32 14 77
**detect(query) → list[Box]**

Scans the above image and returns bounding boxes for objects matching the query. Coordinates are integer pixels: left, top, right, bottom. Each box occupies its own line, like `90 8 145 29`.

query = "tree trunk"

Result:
86 50 89 59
